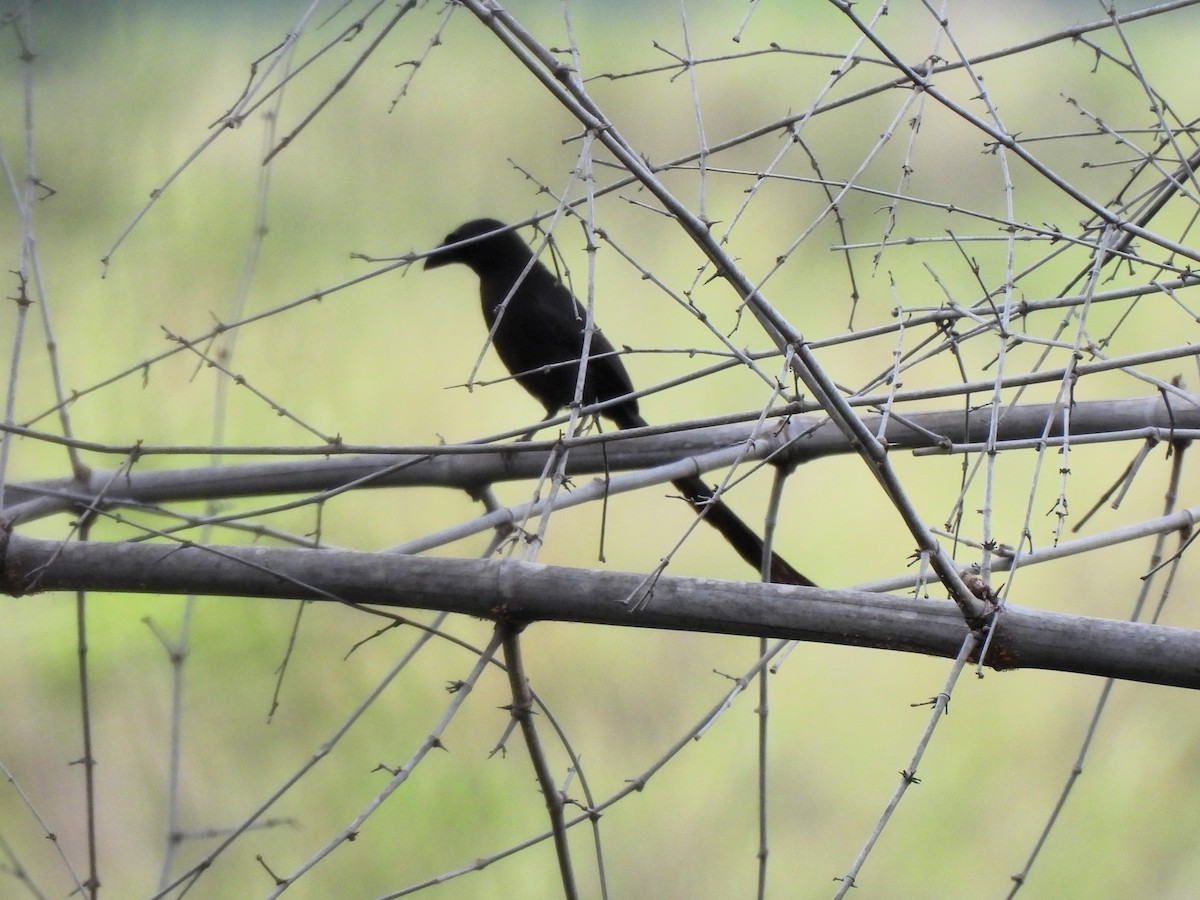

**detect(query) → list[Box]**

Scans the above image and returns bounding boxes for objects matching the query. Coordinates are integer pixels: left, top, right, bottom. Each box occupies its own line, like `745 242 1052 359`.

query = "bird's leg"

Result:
518 409 562 442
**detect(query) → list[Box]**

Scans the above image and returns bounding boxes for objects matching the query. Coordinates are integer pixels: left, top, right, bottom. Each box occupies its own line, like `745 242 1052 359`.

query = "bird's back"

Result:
481 258 638 424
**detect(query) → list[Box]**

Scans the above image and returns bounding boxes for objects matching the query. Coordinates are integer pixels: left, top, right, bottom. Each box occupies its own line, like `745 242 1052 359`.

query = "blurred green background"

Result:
1 1 1199 898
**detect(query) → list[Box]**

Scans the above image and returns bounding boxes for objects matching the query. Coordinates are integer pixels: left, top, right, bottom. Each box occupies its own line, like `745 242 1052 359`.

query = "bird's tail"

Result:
669 472 816 587
610 406 815 587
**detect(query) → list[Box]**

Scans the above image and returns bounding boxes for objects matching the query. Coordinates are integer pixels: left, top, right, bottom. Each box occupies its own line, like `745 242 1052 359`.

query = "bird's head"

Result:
423 218 527 274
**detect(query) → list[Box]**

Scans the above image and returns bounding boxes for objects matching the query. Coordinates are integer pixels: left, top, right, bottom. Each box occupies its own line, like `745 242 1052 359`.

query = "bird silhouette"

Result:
425 218 814 586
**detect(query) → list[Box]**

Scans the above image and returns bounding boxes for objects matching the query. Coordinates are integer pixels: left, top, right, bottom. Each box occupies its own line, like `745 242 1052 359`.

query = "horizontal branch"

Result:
2 533 1197 690
2 395 1196 526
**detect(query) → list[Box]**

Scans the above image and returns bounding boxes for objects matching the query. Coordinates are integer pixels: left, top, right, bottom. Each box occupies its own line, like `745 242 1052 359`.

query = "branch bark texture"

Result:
2 533 1197 690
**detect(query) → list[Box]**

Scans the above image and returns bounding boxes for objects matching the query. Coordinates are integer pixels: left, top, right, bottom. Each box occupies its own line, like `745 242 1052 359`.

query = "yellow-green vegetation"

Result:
0 3 1197 899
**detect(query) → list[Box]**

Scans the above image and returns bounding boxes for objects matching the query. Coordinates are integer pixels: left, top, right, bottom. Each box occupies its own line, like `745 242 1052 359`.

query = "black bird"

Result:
425 218 814 586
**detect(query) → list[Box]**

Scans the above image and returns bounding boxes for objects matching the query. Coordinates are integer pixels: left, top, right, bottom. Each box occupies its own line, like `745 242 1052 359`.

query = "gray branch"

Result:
1 532 1196 689
3 395 1195 525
